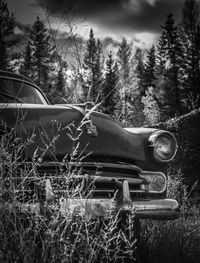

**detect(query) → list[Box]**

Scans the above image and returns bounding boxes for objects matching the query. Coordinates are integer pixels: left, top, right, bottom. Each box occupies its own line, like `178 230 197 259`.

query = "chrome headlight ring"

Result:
148 131 178 162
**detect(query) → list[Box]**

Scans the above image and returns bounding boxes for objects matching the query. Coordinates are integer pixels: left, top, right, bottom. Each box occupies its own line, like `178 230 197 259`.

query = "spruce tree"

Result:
101 52 118 115
20 41 32 78
132 48 145 97
144 45 156 90
56 66 65 93
0 0 15 70
181 0 200 110
30 17 53 92
83 29 103 102
84 29 96 73
117 37 131 84
117 37 131 120
96 39 103 76
48 65 67 104
156 13 183 119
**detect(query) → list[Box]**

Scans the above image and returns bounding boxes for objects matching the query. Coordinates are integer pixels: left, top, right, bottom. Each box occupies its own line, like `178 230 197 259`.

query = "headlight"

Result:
153 174 166 192
148 131 177 162
140 171 167 193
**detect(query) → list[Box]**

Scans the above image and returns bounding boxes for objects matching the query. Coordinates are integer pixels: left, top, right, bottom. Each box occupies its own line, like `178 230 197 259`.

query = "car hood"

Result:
0 104 154 163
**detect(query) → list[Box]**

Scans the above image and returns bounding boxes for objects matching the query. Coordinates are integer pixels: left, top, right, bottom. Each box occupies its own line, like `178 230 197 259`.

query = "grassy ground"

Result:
1 207 199 263
139 212 200 263
139 171 200 263
0 207 138 263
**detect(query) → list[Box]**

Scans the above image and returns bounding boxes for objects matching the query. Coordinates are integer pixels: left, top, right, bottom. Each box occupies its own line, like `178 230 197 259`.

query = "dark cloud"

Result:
36 0 184 34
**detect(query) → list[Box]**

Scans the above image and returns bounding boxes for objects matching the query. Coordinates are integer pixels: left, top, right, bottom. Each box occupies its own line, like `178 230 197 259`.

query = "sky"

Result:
7 0 185 54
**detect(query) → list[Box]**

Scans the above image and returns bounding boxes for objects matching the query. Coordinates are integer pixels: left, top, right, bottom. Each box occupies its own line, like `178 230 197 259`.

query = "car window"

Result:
0 78 47 104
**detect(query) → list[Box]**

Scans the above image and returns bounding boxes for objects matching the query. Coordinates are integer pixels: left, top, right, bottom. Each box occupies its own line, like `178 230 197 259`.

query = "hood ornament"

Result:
86 121 98 137
68 102 99 137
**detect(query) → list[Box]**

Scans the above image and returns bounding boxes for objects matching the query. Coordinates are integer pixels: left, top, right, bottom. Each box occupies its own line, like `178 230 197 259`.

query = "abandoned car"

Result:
0 70 179 220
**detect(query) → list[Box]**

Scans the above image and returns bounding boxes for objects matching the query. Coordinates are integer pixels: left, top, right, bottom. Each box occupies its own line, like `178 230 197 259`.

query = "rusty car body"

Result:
0 70 179 220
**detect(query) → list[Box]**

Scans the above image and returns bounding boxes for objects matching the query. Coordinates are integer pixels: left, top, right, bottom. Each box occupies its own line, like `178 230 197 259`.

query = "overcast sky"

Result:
7 0 185 50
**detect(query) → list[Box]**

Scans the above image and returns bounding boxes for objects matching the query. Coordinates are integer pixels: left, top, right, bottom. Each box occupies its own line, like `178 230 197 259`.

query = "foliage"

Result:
101 52 119 115
142 87 160 125
48 65 67 104
1 0 200 124
83 29 103 102
149 108 200 191
117 38 138 125
30 17 54 91
0 0 15 70
125 48 145 127
143 45 156 91
117 37 131 85
20 41 32 78
181 0 200 110
156 13 183 119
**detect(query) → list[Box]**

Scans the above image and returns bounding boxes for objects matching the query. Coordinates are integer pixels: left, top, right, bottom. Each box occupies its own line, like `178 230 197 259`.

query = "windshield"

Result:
0 78 47 104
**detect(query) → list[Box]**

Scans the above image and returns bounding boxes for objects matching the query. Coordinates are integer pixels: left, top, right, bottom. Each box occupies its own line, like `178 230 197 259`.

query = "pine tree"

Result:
156 13 183 119
101 52 118 115
0 0 15 70
127 48 145 126
181 0 200 110
117 37 131 84
70 67 86 103
132 48 145 96
56 66 65 93
96 39 103 76
83 29 103 102
144 45 156 90
84 29 96 72
30 17 54 92
20 41 32 78
117 37 132 120
48 65 67 104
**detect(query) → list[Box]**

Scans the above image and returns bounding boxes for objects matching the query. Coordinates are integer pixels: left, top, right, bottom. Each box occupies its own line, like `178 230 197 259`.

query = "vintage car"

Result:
0 70 179 222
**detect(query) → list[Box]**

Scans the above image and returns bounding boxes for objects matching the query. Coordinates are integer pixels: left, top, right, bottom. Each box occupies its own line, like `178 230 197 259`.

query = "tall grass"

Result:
139 169 200 263
0 125 137 263
0 206 138 263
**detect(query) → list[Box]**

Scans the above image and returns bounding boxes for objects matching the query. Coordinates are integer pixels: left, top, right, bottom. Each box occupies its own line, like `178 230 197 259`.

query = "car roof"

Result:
0 70 35 85
0 70 50 104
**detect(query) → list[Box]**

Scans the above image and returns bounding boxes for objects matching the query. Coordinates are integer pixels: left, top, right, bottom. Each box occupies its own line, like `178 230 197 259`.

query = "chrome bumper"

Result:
58 197 180 220
133 199 180 219
4 197 179 220
1 178 179 220
46 178 179 220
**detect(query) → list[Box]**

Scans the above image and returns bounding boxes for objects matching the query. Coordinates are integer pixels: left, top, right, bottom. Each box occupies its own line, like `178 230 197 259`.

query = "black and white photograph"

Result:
0 0 200 262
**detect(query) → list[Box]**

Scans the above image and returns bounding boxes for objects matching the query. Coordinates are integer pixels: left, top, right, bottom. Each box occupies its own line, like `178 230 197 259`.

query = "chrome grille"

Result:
0 161 164 202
